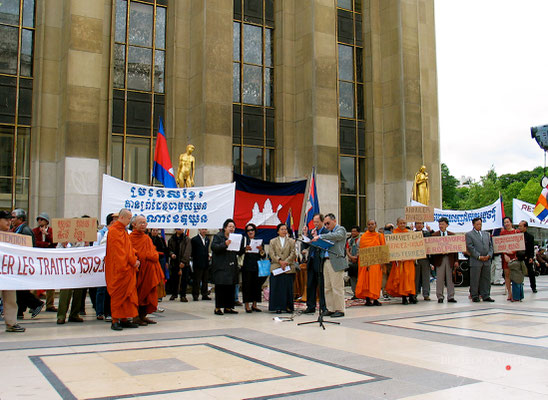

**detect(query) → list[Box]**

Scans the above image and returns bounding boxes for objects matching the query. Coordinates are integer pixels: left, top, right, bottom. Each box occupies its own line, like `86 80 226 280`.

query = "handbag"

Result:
257 259 271 277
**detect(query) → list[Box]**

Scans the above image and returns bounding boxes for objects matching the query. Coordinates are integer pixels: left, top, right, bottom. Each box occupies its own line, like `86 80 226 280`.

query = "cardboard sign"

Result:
51 218 97 243
405 206 435 223
424 235 466 255
359 245 390 266
0 231 33 247
493 233 525 253
385 231 426 261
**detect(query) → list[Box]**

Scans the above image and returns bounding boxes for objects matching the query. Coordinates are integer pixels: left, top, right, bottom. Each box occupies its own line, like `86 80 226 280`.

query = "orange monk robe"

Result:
129 230 163 314
355 231 385 300
385 227 416 297
105 220 139 319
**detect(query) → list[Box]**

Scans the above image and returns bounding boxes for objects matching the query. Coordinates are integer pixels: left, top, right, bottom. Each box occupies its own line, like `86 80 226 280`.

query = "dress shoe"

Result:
120 320 139 328
482 297 495 302
111 322 123 331
56 319 65 325
402 297 409 305
447 298 457 303
224 308 238 314
423 296 431 301
472 297 480 302
303 308 316 314
409 296 417 304
252 307 262 312
321 310 334 316
438 298 444 303
214 309 224 315
143 317 157 324
365 301 374 307
169 295 177 301
234 301 243 307
202 296 212 300
46 307 58 312
68 316 84 323
193 297 199 301
133 317 148 326
330 311 345 318
373 299 382 306
180 296 188 302
533 289 538 293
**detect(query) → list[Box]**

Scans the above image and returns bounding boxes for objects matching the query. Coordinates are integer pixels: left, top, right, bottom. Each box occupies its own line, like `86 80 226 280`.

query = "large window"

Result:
233 0 275 180
111 0 166 185
0 0 34 210
337 0 365 229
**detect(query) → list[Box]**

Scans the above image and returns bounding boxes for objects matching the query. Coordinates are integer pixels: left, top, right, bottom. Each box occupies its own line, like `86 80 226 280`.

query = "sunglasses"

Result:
246 229 255 232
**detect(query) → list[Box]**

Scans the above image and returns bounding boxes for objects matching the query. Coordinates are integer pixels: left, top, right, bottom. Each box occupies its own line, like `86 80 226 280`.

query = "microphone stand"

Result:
296 238 341 330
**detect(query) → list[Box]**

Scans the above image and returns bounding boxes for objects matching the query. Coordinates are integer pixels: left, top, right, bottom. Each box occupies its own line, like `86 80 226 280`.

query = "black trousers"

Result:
242 270 267 303
525 260 537 291
192 267 209 299
169 265 190 297
215 284 235 309
16 290 42 316
80 287 98 313
306 256 326 311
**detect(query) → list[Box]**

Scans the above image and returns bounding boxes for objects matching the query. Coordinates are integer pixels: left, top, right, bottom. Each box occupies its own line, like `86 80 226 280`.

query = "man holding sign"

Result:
356 220 385 306
430 217 458 303
385 218 417 305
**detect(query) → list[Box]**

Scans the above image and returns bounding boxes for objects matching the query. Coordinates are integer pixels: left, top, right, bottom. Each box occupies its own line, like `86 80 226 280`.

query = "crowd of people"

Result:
0 206 543 333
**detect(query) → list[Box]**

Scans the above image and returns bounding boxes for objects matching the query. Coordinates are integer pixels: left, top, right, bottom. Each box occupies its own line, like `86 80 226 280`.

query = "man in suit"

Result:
191 229 211 301
302 213 327 314
430 217 458 303
414 221 432 301
312 213 347 318
465 217 495 302
168 229 192 302
518 220 537 293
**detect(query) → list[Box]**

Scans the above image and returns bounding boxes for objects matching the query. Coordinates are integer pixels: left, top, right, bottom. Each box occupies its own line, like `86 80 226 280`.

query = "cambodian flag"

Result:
305 168 320 230
533 186 548 221
285 208 295 237
152 118 177 189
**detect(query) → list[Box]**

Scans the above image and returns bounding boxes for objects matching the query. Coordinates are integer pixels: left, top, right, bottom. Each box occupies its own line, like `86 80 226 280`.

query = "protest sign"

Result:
101 174 235 229
0 231 33 247
405 206 434 223
359 245 390 266
51 218 97 243
424 235 466 255
410 198 503 232
385 231 426 261
493 233 525 253
0 242 106 290
513 198 548 229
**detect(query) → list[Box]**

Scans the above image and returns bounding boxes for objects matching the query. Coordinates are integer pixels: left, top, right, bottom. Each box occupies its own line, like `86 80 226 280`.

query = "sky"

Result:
434 0 548 182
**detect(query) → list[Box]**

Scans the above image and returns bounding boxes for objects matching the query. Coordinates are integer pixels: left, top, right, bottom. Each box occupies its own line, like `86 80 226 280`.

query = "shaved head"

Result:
118 208 132 227
131 215 147 232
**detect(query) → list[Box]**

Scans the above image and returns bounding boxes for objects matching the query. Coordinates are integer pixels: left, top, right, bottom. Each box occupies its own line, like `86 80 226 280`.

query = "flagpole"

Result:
299 168 313 234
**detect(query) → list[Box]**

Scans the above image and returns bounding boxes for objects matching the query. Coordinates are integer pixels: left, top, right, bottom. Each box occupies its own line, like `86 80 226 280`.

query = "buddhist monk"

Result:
129 215 163 326
385 217 417 304
355 220 385 306
105 208 140 331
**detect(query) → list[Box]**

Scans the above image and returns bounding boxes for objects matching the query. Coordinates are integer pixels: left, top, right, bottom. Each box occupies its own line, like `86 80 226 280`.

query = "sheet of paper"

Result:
301 235 311 243
272 266 290 276
227 233 243 251
248 239 263 253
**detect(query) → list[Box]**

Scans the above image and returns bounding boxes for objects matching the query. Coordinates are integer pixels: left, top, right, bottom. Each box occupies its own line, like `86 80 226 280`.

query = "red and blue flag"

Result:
152 118 177 188
305 169 320 230
233 173 307 243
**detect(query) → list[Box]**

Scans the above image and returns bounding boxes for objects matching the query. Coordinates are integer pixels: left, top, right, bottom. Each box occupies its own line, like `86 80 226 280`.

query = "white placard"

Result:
227 233 243 252
249 239 263 253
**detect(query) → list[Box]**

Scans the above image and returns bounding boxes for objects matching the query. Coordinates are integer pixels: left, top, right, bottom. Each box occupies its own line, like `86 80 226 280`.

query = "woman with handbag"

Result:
211 219 244 315
268 223 297 314
241 223 267 313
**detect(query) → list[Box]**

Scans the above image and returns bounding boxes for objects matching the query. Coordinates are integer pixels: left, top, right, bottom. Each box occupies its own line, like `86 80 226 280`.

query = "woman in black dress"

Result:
242 223 267 313
268 223 297 313
211 219 243 315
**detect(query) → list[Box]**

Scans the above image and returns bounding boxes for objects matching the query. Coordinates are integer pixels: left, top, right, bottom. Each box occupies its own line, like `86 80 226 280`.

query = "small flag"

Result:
152 117 177 189
285 208 295 237
533 186 548 221
305 168 320 230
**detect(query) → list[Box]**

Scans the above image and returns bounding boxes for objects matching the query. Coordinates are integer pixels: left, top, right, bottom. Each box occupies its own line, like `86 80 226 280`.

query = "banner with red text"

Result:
513 198 548 229
0 243 106 290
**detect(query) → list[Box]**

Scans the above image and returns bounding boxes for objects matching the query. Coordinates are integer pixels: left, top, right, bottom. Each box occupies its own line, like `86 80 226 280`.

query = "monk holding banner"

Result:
356 220 385 306
105 208 140 331
385 217 417 304
129 215 163 325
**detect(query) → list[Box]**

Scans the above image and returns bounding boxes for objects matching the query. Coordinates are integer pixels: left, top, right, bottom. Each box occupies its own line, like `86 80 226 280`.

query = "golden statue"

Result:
176 144 195 188
412 165 430 205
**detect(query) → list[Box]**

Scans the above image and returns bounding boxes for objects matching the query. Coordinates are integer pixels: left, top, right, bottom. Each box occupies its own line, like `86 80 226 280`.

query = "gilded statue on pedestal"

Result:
176 144 195 188
412 165 429 205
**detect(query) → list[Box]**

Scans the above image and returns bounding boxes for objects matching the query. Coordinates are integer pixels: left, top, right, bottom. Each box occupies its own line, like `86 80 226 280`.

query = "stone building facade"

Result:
0 0 440 229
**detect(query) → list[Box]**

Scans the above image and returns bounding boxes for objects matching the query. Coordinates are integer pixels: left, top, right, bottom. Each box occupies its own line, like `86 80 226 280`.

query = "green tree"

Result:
518 177 543 204
441 163 459 208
